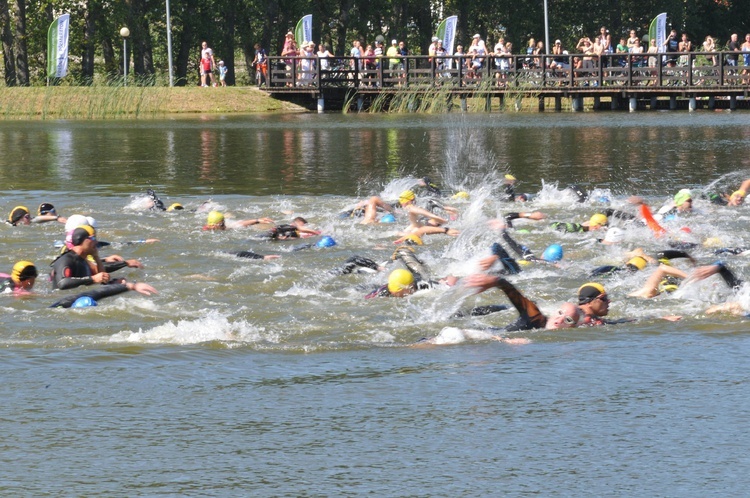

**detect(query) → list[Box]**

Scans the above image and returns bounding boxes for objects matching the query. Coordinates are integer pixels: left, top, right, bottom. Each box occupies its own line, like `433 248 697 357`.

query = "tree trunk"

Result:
0 0 16 85
101 36 117 79
13 0 27 85
82 0 98 85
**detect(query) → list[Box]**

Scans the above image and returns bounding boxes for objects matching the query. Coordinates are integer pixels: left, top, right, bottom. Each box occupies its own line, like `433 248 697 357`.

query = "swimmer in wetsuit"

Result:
203 211 275 231
260 217 321 239
462 273 582 330
50 225 122 290
397 190 459 238
50 281 157 308
0 261 38 294
628 261 743 299
365 246 457 298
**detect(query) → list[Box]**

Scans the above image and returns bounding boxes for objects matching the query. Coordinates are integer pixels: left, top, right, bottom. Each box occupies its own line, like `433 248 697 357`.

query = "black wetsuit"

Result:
148 190 166 211
50 251 96 290
491 278 547 331
262 224 300 240
50 284 131 308
336 256 381 275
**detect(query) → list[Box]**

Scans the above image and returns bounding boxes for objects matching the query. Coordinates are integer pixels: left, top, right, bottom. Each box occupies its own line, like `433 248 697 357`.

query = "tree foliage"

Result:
0 0 746 86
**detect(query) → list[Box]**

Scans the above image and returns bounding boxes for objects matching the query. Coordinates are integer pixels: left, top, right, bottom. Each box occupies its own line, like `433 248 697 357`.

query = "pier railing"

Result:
265 52 750 92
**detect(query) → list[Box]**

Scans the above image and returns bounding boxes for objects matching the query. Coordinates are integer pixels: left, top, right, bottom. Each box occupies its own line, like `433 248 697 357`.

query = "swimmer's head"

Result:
402 234 423 246
387 268 415 296
504 174 516 183
70 225 96 246
578 282 607 305
657 277 680 294
38 203 56 216
11 260 38 287
167 203 184 211
703 237 723 248
452 191 470 200
729 189 746 205
546 302 582 329
206 211 225 228
8 206 30 225
71 296 98 308
625 256 648 271
588 213 608 228
674 189 692 208
316 235 337 248
398 190 416 205
380 213 396 223
541 244 564 262
65 215 89 233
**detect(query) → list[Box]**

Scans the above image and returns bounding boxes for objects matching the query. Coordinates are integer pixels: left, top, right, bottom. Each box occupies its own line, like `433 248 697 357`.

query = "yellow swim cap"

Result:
452 191 470 200
626 256 648 271
578 282 606 304
703 237 723 248
658 277 680 294
589 213 608 227
730 190 746 203
11 261 38 282
388 269 414 294
403 234 423 246
8 206 29 224
504 174 517 181
398 190 416 205
167 203 184 211
207 211 225 225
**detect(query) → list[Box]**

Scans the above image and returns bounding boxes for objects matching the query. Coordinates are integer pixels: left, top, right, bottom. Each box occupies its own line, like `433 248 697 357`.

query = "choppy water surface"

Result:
2 112 750 495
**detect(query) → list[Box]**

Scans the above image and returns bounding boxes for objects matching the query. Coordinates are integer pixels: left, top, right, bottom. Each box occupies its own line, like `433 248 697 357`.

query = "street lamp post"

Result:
543 0 549 55
120 27 130 86
165 0 174 86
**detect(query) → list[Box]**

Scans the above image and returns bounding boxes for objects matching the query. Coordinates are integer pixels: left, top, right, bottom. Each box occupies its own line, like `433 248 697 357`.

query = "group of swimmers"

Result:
3 174 749 339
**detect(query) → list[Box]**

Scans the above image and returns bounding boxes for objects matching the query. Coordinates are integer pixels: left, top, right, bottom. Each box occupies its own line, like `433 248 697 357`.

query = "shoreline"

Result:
0 86 308 120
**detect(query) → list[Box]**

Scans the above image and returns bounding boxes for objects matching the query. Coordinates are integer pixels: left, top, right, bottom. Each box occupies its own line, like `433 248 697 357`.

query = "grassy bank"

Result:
0 86 306 120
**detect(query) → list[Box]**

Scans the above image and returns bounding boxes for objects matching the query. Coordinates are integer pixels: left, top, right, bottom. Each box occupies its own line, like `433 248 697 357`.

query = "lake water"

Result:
2 111 750 495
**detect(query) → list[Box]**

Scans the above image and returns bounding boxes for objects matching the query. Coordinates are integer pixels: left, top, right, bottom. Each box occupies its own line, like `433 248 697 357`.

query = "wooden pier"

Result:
263 53 750 112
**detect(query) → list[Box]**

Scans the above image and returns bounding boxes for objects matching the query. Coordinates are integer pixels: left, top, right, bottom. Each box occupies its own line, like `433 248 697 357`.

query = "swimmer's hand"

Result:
463 273 500 293
143 239 160 244
661 315 682 322
126 259 144 269
127 282 158 296
92 272 111 284
257 217 275 224
478 254 500 271
487 219 507 231
524 211 546 221
263 255 281 260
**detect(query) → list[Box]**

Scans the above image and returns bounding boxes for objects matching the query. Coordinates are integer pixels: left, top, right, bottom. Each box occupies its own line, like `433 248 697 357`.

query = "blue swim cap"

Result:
380 213 396 223
542 244 564 262
316 236 337 248
71 296 97 308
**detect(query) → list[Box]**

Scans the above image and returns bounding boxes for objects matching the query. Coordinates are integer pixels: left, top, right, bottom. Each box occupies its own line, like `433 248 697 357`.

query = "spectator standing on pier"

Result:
597 27 612 68
627 30 639 52
350 40 362 73
281 32 298 86
387 39 400 81
494 37 509 85
726 33 740 66
317 44 332 71
741 34 750 84
678 33 692 67
663 29 679 67
703 36 717 67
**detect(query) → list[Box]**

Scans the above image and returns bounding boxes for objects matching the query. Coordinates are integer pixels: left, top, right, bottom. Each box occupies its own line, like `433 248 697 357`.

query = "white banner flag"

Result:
47 14 70 78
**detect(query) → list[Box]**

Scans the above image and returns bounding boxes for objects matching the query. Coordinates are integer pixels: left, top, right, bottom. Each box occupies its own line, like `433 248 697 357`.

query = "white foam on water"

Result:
109 311 272 345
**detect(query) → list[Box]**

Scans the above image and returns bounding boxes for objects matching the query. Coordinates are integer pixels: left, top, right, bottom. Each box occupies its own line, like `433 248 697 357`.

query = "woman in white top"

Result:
317 44 332 71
